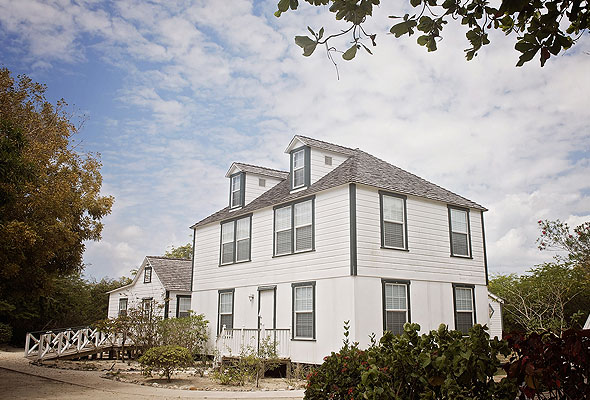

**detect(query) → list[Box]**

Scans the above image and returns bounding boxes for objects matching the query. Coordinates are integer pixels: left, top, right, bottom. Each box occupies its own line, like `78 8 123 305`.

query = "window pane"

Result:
293 168 304 187
455 288 473 311
236 217 249 240
275 206 291 231
232 175 241 191
295 225 312 251
236 238 250 261
222 243 234 264
295 286 313 311
383 196 403 222
385 284 407 310
295 312 313 338
456 312 473 334
220 292 233 313
276 230 292 254
119 299 127 311
293 149 304 169
220 314 233 331
451 209 468 233
383 221 404 248
179 297 191 311
294 201 312 226
221 222 234 243
231 190 241 207
386 311 406 335
452 232 469 256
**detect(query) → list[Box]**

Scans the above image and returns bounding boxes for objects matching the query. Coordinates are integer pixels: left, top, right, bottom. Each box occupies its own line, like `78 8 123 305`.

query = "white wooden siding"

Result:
244 173 282 205
487 295 503 339
310 148 349 185
355 184 487 285
192 185 351 292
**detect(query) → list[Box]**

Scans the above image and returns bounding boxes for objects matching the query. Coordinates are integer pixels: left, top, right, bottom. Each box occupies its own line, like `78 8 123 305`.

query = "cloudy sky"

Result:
1 0 588 280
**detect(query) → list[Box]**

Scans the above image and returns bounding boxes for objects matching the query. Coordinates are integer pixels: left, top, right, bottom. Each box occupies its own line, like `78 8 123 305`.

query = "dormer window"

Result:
290 146 310 190
229 172 245 209
144 266 152 283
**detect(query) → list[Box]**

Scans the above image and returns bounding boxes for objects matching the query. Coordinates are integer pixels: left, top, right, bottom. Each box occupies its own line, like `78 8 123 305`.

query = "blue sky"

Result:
1 0 589 280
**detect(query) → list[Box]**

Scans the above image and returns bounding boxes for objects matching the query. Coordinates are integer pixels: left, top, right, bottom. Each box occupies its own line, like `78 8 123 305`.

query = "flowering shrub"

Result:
505 329 590 399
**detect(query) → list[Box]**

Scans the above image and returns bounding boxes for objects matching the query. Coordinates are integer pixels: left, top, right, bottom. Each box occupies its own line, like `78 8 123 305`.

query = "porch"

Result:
215 324 291 361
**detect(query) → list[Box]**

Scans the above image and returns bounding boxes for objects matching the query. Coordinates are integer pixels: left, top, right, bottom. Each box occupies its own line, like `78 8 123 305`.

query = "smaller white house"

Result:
584 314 590 330
107 256 193 319
487 292 504 339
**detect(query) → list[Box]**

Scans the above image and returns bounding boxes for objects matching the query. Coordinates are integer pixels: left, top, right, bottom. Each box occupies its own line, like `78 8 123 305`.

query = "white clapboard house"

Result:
191 136 495 364
107 256 192 319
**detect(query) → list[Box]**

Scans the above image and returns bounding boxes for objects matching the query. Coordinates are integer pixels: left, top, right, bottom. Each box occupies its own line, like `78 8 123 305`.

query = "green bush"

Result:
0 322 12 343
158 314 209 358
138 345 194 381
305 323 518 400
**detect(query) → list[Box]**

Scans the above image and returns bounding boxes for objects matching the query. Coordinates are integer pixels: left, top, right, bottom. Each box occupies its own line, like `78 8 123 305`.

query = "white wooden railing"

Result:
215 324 291 361
24 327 126 360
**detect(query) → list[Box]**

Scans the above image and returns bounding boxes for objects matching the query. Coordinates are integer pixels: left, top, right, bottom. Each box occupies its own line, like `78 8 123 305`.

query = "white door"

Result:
258 289 275 331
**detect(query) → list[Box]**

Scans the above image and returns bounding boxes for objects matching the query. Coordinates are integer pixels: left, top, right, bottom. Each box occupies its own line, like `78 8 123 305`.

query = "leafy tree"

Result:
277 0 589 67
537 219 590 272
489 263 590 334
0 68 113 339
158 313 209 358
164 242 192 259
139 345 194 382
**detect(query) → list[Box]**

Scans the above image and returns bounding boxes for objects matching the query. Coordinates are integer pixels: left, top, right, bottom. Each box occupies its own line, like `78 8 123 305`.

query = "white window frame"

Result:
292 282 315 340
176 295 191 318
230 174 242 208
454 285 475 334
292 148 305 189
143 266 152 283
118 298 128 316
380 192 408 250
274 198 314 256
218 290 234 334
142 298 153 318
220 216 251 265
449 206 471 257
383 281 410 335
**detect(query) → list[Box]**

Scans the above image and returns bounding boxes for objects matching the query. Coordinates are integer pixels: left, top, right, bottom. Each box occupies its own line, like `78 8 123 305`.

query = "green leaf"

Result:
361 43 373 55
277 0 290 12
410 0 421 7
289 0 299 10
417 16 433 32
390 20 417 37
294 36 317 56
342 44 358 60
318 27 324 40
417 35 429 46
516 48 538 66
307 26 315 36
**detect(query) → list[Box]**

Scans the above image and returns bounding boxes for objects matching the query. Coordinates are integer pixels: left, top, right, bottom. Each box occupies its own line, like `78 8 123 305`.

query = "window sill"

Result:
380 246 409 252
289 186 308 194
219 259 252 267
450 254 473 259
273 249 315 258
291 338 316 342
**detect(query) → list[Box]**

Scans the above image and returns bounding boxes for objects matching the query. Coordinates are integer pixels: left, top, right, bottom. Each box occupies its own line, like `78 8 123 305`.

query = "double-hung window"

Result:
380 192 408 250
118 298 128 316
176 295 191 318
292 282 315 339
143 266 152 283
274 198 314 256
453 284 476 334
142 298 153 318
229 173 244 208
382 280 410 335
290 146 310 190
218 290 234 334
449 206 471 257
220 215 251 265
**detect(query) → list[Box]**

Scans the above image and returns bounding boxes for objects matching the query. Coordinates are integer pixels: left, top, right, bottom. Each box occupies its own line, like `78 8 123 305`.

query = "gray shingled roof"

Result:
233 162 289 179
291 135 357 156
146 256 192 292
192 144 486 228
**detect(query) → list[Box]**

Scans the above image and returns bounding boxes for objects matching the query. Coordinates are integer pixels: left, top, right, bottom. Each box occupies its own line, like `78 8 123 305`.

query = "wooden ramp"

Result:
24 327 132 361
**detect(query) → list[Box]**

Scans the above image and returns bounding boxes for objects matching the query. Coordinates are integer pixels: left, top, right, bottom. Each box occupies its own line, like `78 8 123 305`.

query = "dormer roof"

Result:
225 162 289 179
285 135 357 156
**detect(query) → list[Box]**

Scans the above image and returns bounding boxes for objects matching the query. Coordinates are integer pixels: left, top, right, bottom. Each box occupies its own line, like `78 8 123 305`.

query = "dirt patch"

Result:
38 358 306 392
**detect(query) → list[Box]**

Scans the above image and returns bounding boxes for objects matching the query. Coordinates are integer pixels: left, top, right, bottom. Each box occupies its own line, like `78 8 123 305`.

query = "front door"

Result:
258 288 275 331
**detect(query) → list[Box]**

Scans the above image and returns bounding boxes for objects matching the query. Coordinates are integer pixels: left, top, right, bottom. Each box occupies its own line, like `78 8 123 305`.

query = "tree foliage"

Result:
164 242 193 259
0 68 114 339
277 0 589 67
537 219 590 271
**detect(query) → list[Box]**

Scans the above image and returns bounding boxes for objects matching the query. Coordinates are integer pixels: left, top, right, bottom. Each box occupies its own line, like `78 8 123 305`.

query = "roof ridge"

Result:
295 135 357 154
234 162 288 174
147 255 191 261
